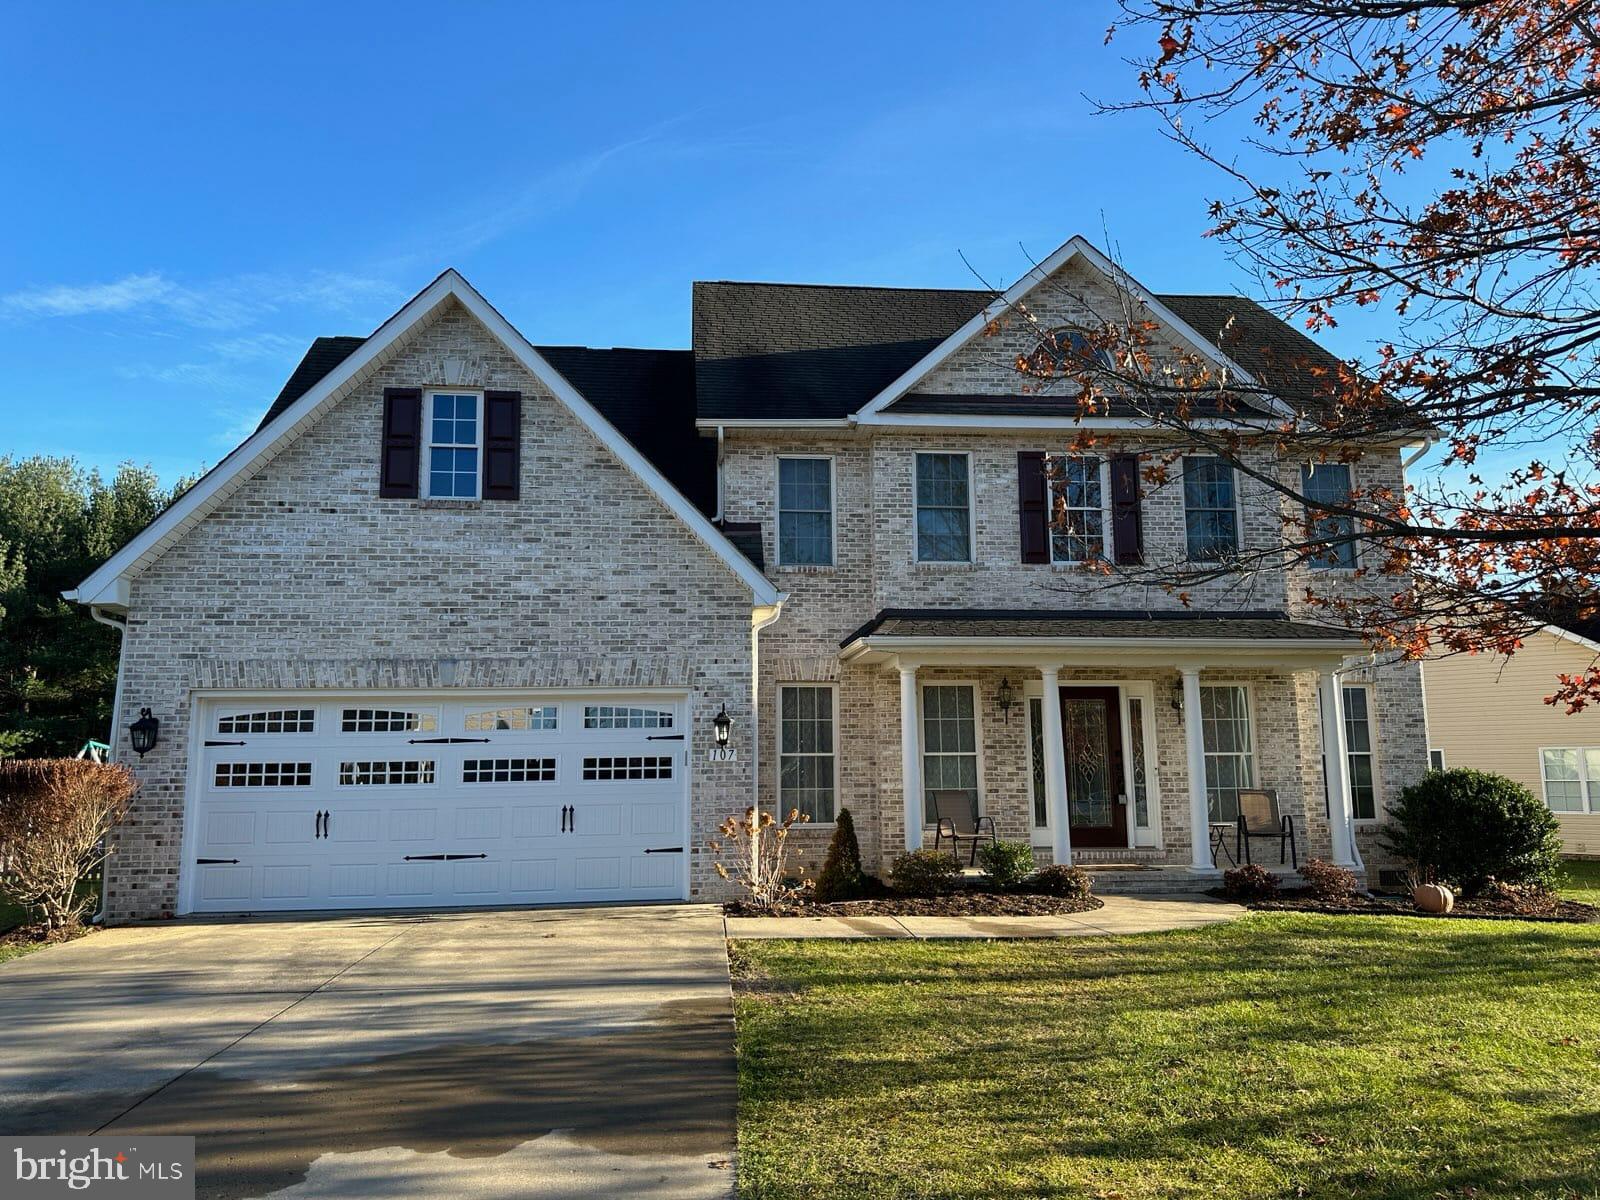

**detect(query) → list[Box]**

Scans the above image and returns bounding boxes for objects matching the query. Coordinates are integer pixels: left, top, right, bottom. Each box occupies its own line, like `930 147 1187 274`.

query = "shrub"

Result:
890 848 962 896
0 758 136 929
1027 864 1093 899
1222 864 1279 900
977 840 1036 888
813 808 866 902
1382 768 1562 897
709 806 809 909
1298 857 1360 902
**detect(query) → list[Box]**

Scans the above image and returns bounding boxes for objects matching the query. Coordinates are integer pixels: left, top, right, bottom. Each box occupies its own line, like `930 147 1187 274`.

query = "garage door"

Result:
186 693 689 913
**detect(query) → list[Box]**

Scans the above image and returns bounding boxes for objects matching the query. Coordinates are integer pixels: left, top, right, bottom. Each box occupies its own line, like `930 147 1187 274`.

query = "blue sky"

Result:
2 1 1406 487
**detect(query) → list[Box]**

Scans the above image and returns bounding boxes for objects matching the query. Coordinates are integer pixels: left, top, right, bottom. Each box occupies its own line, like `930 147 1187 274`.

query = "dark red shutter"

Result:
1018 451 1049 563
1110 452 1144 565
378 388 422 498
483 390 521 500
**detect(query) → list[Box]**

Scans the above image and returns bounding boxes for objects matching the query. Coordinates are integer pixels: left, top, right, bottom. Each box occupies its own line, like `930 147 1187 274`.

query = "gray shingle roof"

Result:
691 283 1343 422
842 608 1361 647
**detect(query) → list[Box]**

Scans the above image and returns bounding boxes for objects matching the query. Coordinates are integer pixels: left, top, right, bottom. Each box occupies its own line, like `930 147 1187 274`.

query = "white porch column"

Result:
1039 666 1072 867
899 663 923 851
1318 669 1364 869
1181 667 1214 870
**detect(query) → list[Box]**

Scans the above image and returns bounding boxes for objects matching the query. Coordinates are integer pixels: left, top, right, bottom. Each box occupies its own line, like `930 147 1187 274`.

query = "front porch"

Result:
838 609 1371 882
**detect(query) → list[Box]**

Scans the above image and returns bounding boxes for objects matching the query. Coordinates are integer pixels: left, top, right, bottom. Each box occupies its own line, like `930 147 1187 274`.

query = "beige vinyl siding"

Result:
1422 630 1600 857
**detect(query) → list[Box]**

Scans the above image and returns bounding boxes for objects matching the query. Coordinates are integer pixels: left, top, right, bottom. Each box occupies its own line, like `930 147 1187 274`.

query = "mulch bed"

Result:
1217 888 1599 924
725 892 1104 918
0 921 96 953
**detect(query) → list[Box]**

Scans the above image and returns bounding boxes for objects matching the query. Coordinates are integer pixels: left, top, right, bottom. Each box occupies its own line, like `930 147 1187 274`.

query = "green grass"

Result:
733 915 1600 1199
1558 858 1600 906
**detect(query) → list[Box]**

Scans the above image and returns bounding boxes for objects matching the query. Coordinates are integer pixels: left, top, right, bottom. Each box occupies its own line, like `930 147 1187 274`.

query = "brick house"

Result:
70 236 1426 921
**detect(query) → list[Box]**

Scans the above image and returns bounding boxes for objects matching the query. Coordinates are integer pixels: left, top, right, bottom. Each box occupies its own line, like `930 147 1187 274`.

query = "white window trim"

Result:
1198 680 1259 823
1045 453 1113 566
775 682 840 825
774 454 837 568
422 390 484 501
918 678 986 826
1302 462 1359 573
1428 748 1446 772
912 450 976 565
1341 682 1381 823
1182 455 1244 564
1538 746 1599 815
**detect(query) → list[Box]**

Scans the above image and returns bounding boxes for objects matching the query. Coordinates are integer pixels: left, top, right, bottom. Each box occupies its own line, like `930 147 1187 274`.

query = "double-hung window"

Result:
1342 685 1378 819
1540 748 1600 813
426 392 481 498
922 684 979 822
1200 684 1255 822
1183 456 1239 561
777 457 834 566
1302 463 1356 569
1048 455 1106 563
778 685 836 822
915 452 972 562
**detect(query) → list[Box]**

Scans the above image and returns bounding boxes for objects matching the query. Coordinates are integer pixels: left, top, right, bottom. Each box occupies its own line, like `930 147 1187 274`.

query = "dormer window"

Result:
425 392 481 498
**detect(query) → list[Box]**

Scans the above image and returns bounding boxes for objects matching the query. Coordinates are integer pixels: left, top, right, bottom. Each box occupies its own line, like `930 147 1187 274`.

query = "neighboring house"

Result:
1424 622 1600 858
70 235 1427 922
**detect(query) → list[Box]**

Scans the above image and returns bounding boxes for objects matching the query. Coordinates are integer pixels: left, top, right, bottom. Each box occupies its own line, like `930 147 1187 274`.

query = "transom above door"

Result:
187 692 689 915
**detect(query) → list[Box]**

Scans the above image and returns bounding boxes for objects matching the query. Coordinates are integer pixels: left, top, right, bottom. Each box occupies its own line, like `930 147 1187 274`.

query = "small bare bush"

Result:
1298 858 1360 902
0 759 136 929
709 806 808 909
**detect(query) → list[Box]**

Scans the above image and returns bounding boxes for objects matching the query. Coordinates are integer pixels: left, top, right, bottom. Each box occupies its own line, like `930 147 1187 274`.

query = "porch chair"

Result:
1234 788 1297 868
930 790 997 866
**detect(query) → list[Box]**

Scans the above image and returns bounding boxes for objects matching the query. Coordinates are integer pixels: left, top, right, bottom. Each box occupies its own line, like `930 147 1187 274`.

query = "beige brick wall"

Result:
104 300 757 920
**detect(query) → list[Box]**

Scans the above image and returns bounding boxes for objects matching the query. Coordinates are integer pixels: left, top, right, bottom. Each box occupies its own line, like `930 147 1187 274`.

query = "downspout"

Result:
1400 438 1433 472
86 603 128 926
713 425 726 522
749 597 786 886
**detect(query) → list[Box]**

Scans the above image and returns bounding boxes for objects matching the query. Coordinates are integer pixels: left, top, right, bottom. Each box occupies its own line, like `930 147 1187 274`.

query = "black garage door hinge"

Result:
643 846 684 854
408 736 492 744
402 853 489 861
204 740 247 747
196 857 240 865
645 733 685 741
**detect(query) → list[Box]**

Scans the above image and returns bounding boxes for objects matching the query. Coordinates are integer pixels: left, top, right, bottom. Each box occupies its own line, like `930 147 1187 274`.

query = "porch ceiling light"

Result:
712 704 732 747
995 677 1017 723
128 707 160 758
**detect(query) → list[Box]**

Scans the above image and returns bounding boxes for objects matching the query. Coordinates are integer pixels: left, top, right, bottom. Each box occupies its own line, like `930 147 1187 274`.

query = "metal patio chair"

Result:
1235 788 1297 868
930 790 996 866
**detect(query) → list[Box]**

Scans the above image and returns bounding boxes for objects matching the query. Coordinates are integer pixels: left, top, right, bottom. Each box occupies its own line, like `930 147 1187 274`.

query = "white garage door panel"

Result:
187 694 688 913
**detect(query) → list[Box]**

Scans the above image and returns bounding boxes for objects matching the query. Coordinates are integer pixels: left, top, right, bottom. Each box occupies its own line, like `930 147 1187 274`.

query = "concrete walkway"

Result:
725 892 1243 940
0 905 734 1200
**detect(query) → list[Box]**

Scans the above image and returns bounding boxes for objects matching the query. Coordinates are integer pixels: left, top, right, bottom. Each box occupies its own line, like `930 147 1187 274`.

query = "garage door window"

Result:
583 755 673 780
465 705 558 732
463 757 556 783
214 762 312 787
583 705 673 729
342 708 438 734
217 709 315 735
339 760 436 785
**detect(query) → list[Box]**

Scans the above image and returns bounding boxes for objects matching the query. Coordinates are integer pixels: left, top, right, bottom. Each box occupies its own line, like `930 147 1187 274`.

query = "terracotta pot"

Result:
1413 883 1455 914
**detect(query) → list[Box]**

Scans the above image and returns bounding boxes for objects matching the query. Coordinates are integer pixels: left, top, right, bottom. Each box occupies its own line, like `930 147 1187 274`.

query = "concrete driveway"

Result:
0 905 734 1199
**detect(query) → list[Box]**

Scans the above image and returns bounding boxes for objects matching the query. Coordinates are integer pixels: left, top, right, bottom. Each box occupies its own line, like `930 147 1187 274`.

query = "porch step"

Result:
1082 864 1305 896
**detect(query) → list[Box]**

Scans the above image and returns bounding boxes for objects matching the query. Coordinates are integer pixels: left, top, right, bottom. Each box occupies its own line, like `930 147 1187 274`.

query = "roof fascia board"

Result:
855 234 1270 420
840 633 1362 663
694 418 854 430
74 269 780 610
434 280 781 606
72 273 460 609
1544 624 1600 656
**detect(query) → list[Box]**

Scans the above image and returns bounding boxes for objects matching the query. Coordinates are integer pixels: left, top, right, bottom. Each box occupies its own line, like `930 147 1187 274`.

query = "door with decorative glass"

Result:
1060 686 1127 847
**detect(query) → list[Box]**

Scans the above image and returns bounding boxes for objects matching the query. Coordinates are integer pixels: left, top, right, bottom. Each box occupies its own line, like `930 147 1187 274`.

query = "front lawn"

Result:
733 914 1600 1199
1559 858 1600 906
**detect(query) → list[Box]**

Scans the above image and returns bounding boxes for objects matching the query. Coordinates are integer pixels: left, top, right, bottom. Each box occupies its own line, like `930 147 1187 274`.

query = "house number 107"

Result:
707 747 738 763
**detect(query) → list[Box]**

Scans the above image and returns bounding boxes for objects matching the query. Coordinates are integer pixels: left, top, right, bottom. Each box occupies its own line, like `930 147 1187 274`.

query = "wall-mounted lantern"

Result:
995 677 1017 723
1170 682 1185 713
128 708 160 758
712 704 732 747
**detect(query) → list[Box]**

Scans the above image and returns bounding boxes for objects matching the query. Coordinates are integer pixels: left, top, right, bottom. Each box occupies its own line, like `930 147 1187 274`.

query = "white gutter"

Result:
1401 437 1435 471
713 424 725 522
839 633 1366 662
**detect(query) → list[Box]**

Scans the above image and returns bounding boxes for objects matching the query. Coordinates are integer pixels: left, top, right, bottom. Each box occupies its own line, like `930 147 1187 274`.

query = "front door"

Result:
1060 686 1127 848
